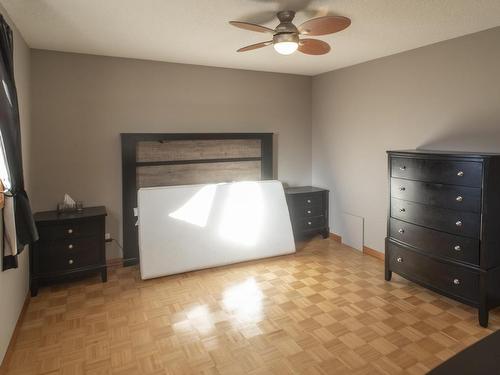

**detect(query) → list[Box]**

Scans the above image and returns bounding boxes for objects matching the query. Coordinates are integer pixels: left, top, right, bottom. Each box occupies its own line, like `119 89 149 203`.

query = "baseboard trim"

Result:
363 246 385 261
106 258 123 267
329 233 342 242
0 293 30 373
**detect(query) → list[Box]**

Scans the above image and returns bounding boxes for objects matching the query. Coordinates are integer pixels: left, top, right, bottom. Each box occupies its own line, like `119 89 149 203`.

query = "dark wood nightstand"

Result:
30 206 107 296
285 186 329 240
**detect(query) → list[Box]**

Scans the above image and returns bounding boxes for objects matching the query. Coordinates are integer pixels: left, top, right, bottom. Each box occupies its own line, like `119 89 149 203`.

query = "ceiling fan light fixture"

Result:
273 33 299 55
274 41 298 55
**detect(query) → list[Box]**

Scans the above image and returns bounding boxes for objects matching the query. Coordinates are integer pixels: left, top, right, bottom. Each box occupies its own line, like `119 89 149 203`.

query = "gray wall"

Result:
30 51 312 258
312 26 500 253
0 4 31 365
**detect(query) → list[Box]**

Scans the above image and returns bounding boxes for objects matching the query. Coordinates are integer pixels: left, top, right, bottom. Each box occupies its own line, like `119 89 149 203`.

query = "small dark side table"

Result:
30 206 107 296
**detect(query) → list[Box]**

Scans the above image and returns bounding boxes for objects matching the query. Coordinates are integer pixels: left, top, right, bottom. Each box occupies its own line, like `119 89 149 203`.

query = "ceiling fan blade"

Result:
298 15 351 36
229 21 275 34
298 39 331 55
237 41 273 52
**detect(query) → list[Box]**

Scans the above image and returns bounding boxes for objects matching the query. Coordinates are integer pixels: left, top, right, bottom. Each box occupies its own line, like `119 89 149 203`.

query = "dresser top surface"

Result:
285 186 329 195
388 149 500 159
34 206 107 223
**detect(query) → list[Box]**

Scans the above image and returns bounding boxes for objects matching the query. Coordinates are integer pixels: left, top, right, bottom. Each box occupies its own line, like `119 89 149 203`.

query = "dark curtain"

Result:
0 15 38 270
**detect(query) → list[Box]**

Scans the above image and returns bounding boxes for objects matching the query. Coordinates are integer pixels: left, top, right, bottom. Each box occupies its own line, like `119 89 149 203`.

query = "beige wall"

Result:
30 51 312 258
0 4 31 365
312 26 500 254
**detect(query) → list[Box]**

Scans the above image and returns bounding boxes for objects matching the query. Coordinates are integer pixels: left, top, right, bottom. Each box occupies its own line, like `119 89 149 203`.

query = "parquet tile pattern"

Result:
4 238 499 374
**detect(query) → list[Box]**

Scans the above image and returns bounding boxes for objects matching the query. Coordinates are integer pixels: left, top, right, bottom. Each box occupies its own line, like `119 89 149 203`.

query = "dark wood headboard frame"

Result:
121 132 273 266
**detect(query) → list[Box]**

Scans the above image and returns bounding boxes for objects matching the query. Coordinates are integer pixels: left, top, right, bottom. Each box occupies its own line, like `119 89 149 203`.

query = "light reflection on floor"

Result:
173 277 264 336
185 305 214 335
222 277 263 322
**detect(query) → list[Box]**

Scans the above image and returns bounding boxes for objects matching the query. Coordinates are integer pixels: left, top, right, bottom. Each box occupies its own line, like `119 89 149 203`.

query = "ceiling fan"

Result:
229 10 351 56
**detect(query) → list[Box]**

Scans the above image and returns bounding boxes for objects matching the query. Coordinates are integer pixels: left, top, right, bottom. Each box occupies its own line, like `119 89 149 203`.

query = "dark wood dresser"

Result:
30 206 107 296
285 186 329 240
386 150 500 327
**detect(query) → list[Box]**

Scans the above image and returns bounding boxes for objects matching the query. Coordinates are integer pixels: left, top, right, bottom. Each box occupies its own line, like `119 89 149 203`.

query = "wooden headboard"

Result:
121 133 273 266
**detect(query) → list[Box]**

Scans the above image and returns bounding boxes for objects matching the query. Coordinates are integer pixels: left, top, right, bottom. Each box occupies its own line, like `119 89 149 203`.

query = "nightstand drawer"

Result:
299 216 325 231
294 193 323 208
296 205 323 218
37 237 102 273
38 220 101 240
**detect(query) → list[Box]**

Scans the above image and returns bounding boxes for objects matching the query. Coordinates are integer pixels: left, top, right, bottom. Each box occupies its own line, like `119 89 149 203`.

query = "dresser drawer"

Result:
391 178 481 213
298 216 325 231
391 157 482 187
388 241 479 304
38 220 101 240
292 193 323 208
389 218 479 265
37 237 102 274
294 205 323 218
391 198 480 238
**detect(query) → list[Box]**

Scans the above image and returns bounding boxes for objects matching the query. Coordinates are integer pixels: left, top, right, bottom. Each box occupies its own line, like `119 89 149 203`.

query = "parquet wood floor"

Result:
4 238 499 374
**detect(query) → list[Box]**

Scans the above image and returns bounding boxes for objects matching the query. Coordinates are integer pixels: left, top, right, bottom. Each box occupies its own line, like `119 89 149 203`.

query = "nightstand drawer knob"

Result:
396 257 403 263
67 229 73 234
399 208 406 212
454 245 461 251
307 210 311 214
307 221 312 225
455 220 463 227
456 196 463 202
306 199 311 203
457 171 464 177
68 244 74 249
453 278 461 285
400 166 406 171
398 228 404 234
68 259 74 265
399 186 406 191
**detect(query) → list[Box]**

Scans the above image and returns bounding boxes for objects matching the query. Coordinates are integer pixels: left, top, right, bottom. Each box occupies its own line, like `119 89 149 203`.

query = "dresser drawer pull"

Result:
396 257 403 263
457 171 464 177
68 244 74 249
307 221 312 226
454 245 461 252
67 229 73 234
398 228 404 234
453 278 461 285
455 220 463 227
399 208 406 212
306 199 311 204
399 186 406 191
456 196 463 202
307 210 311 214
68 259 74 265
400 166 406 171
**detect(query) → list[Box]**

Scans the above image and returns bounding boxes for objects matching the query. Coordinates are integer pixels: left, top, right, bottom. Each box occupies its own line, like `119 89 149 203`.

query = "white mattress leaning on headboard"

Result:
137 180 295 279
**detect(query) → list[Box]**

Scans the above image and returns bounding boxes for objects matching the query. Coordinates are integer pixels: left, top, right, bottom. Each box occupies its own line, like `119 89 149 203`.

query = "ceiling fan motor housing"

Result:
275 10 299 35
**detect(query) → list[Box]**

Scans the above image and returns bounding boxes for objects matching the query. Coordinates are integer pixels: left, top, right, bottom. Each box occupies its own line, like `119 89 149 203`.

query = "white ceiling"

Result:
2 0 500 76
